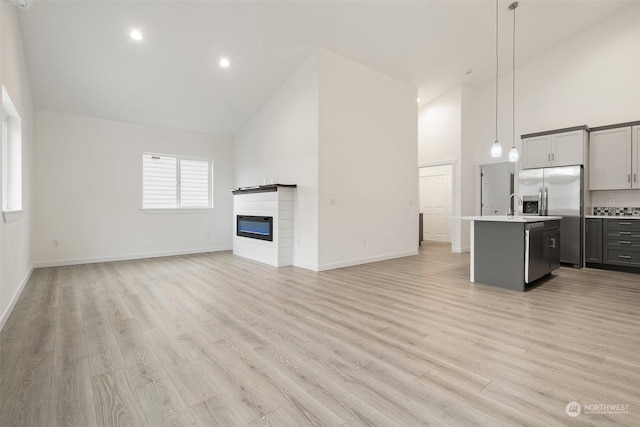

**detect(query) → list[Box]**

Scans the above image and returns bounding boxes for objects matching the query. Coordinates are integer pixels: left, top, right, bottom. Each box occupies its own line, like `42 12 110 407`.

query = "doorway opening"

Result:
480 162 515 216
419 165 453 243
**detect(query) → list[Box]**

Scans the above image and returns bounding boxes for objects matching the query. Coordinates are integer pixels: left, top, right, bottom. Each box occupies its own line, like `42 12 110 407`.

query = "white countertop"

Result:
585 215 640 220
459 215 562 223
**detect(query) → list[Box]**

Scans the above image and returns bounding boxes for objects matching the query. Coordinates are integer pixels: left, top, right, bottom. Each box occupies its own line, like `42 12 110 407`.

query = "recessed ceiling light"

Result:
130 29 143 41
219 57 230 68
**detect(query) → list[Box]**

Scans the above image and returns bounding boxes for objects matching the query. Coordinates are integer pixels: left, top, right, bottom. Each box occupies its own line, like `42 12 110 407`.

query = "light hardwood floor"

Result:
1 242 638 426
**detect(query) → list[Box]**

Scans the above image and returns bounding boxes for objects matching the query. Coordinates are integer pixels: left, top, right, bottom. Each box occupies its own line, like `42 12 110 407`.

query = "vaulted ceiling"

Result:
16 0 633 137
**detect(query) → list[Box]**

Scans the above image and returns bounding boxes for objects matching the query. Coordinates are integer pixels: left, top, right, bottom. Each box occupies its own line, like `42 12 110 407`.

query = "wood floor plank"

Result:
0 340 22 411
0 351 53 427
92 369 148 427
84 313 125 376
210 337 292 421
254 342 398 427
111 319 168 388
189 394 247 427
54 308 88 367
143 327 219 406
134 377 198 427
50 357 97 427
19 305 57 356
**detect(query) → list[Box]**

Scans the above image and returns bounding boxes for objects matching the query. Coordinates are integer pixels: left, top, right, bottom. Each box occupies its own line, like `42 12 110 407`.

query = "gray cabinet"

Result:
589 123 640 190
603 219 640 267
586 218 640 271
522 129 587 169
585 218 602 264
589 127 632 190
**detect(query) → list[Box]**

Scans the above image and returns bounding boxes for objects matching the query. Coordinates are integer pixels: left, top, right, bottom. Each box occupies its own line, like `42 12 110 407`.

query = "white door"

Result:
419 165 452 242
481 163 515 216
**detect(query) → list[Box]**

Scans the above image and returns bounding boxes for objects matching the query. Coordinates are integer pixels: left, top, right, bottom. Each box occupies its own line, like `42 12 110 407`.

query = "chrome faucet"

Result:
508 193 523 216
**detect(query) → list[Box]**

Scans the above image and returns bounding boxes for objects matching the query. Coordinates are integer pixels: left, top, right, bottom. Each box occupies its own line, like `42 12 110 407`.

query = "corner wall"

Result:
317 50 418 269
1 4 35 329
234 53 320 270
417 86 471 252
234 49 419 271
32 111 234 266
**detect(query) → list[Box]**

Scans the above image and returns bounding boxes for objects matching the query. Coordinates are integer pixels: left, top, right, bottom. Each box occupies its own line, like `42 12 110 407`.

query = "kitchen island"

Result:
461 216 562 291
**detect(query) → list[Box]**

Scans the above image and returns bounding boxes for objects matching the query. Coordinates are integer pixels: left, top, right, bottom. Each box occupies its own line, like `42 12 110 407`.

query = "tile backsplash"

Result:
592 207 640 216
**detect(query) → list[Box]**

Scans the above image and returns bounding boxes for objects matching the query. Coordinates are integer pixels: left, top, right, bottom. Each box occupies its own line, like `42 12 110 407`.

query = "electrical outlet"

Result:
330 198 336 205
609 199 615 206
53 239 59 247
362 238 367 246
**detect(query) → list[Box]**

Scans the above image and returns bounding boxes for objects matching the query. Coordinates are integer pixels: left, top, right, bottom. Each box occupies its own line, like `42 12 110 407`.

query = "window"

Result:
142 153 212 209
2 85 22 213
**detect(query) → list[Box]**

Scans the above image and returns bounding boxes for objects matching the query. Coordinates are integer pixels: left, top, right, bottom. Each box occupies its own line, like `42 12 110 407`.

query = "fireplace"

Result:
233 185 295 267
236 215 274 241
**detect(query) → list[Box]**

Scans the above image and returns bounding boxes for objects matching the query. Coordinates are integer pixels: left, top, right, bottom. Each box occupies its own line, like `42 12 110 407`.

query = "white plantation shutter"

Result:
143 154 178 208
142 153 212 209
180 158 210 207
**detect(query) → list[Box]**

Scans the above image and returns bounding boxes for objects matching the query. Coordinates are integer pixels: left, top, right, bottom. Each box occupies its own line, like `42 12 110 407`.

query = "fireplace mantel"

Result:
232 184 297 195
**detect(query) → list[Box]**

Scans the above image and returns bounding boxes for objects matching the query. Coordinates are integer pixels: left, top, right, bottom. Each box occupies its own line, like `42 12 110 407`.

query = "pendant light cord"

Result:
495 0 499 142
512 3 516 149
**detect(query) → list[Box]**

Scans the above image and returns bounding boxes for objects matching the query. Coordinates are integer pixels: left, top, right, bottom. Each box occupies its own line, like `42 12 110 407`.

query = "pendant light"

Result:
490 0 502 158
508 2 519 162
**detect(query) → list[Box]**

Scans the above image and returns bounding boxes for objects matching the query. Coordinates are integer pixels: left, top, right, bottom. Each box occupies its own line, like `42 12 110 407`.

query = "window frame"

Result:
2 85 23 221
142 152 213 211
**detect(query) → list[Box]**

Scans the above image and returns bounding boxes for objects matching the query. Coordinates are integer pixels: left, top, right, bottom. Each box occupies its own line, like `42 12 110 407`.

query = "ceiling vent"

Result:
10 0 33 9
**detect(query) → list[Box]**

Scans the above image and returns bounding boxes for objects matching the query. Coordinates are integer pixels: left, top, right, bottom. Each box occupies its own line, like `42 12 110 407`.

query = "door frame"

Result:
418 160 455 243
478 162 516 216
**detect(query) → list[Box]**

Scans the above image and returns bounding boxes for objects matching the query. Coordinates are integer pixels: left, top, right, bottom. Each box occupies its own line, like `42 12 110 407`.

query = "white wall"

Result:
418 87 461 166
0 4 35 329
33 111 234 266
234 53 319 270
317 50 418 269
591 190 640 210
459 85 477 251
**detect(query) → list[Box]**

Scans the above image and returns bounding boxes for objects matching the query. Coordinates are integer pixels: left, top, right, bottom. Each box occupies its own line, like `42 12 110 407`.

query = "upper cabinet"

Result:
521 127 588 169
589 123 640 190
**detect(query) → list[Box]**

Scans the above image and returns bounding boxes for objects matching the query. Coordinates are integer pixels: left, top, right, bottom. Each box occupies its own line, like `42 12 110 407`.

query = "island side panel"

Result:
474 221 526 291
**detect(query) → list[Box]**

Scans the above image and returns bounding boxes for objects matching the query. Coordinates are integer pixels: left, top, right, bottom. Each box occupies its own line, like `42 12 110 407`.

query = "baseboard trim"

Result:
292 260 319 272
0 265 34 332
317 250 419 272
33 246 232 268
452 247 470 254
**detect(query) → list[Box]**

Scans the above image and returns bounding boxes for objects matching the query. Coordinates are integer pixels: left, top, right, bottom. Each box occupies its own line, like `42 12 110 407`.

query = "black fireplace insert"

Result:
236 215 273 241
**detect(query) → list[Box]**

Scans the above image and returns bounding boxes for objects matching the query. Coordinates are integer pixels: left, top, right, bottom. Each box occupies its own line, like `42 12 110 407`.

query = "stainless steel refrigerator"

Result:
519 165 583 267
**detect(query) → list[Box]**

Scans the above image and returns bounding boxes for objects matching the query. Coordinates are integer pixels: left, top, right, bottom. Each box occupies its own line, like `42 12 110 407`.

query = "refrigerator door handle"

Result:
538 187 543 215
544 187 549 215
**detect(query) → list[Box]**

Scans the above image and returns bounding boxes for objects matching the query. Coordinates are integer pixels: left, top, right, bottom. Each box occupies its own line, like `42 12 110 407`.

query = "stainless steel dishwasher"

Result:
525 221 561 283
